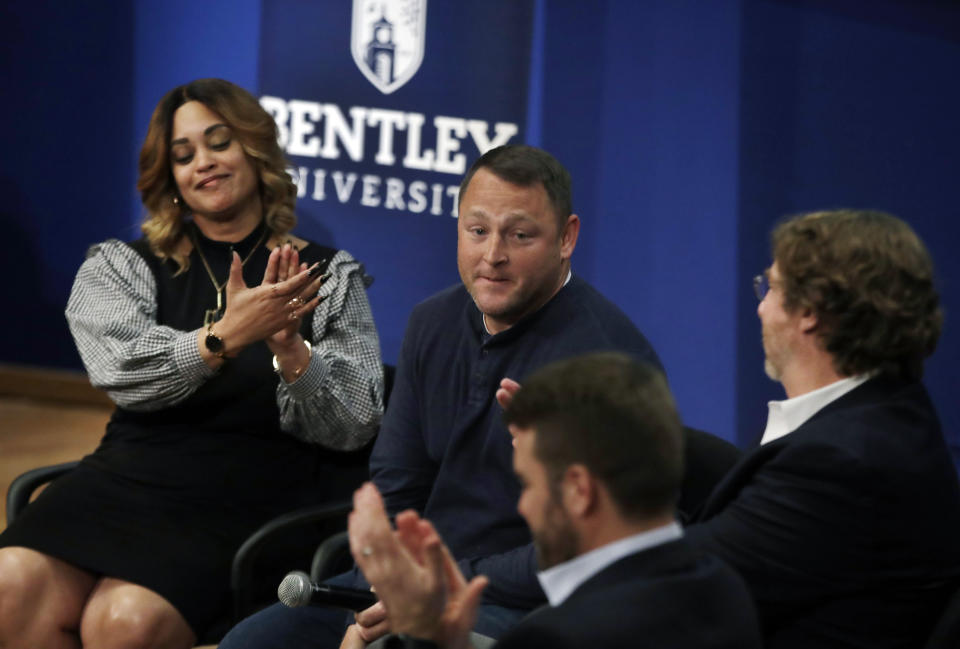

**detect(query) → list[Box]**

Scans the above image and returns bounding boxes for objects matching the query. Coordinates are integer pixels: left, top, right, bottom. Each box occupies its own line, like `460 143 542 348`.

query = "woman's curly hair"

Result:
773 210 941 380
137 78 296 271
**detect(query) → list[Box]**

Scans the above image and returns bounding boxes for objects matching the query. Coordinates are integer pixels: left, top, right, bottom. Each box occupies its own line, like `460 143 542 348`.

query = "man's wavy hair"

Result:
137 78 296 272
773 209 941 380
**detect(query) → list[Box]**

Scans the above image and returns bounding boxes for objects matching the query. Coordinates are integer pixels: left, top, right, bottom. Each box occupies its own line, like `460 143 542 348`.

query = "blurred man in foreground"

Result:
345 354 762 649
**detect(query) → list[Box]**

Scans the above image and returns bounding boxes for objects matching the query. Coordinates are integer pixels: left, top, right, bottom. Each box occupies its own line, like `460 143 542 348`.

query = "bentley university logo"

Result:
352 0 427 95
262 0 517 217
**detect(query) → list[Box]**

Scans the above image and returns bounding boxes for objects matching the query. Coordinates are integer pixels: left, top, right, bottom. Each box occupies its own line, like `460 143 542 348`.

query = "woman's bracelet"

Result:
272 339 312 380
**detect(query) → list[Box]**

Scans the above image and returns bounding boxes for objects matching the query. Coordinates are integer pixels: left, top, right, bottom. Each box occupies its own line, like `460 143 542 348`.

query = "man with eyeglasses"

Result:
686 210 960 648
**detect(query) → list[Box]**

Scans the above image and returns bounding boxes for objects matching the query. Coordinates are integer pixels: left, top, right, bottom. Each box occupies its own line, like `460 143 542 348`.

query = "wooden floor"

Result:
0 396 109 530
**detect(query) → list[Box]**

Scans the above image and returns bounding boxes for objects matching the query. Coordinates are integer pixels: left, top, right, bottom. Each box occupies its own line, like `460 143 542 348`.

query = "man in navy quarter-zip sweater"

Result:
687 210 960 648
360 145 664 641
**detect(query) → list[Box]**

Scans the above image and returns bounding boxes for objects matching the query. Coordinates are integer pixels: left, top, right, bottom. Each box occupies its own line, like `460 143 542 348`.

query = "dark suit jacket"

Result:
494 537 762 649
688 377 960 648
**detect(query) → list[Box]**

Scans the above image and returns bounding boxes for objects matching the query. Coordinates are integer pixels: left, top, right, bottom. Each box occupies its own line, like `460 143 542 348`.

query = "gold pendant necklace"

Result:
188 223 269 326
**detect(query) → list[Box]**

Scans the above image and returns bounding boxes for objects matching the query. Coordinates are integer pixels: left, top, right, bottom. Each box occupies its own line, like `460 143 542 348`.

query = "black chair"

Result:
229 500 353 621
273 424 745 589
6 461 80 526
677 426 741 524
926 586 960 649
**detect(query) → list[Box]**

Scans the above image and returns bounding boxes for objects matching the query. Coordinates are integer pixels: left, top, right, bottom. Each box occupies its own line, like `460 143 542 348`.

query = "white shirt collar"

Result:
536 521 683 607
482 270 572 335
760 374 871 445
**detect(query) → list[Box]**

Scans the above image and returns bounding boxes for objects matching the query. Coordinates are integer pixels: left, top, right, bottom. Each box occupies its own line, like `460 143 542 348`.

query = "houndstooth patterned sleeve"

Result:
276 249 384 451
65 239 215 410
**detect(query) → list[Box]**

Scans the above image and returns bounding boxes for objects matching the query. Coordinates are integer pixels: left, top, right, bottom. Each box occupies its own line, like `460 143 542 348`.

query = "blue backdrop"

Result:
256 0 534 361
1 0 957 459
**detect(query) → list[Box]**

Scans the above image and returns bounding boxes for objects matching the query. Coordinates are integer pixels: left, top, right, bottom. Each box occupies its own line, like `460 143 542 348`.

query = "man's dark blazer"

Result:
687 376 960 648
494 537 762 649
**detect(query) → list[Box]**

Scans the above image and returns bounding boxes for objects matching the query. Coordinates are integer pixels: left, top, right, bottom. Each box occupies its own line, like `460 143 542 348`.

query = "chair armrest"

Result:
230 500 352 622
6 461 80 525
311 530 351 582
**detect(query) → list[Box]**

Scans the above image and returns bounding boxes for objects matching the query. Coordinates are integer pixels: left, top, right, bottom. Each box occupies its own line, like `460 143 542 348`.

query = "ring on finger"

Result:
286 296 306 309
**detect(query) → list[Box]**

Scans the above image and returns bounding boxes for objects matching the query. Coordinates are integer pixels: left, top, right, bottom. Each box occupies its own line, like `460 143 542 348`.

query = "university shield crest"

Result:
351 0 427 95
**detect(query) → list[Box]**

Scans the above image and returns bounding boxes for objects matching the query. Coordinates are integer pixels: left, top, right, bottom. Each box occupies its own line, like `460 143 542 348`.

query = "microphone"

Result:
277 570 378 611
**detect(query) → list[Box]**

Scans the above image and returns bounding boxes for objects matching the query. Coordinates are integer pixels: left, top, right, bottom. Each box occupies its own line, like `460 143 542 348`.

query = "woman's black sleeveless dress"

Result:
0 221 368 636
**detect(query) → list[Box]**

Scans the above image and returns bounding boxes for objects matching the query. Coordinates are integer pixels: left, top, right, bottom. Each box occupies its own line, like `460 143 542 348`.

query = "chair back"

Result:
926 586 960 649
6 461 79 525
